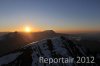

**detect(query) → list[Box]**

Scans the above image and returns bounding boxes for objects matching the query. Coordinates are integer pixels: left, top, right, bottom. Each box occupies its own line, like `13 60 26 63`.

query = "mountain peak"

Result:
0 36 99 66
43 30 55 33
42 30 56 35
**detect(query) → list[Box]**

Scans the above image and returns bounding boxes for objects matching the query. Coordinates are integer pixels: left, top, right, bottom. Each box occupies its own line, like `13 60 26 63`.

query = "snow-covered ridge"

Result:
0 36 98 66
0 52 22 65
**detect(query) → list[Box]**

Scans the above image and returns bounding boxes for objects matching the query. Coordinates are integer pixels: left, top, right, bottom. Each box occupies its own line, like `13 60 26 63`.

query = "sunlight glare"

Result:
25 26 31 32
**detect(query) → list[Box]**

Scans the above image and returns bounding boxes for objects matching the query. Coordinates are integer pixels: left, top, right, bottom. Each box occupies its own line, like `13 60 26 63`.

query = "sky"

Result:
0 0 100 33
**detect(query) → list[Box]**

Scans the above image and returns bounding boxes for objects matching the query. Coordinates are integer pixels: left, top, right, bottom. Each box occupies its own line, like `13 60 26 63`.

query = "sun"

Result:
24 26 32 32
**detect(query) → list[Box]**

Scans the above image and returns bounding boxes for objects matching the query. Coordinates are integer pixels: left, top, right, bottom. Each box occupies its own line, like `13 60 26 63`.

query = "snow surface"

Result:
0 52 22 65
0 37 98 66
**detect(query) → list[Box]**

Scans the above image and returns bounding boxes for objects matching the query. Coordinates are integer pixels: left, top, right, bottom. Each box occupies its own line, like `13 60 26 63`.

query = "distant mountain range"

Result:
0 36 99 66
0 30 100 55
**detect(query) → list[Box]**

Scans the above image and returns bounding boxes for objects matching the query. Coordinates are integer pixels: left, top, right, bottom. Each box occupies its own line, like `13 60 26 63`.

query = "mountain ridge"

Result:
0 30 57 55
0 36 99 66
